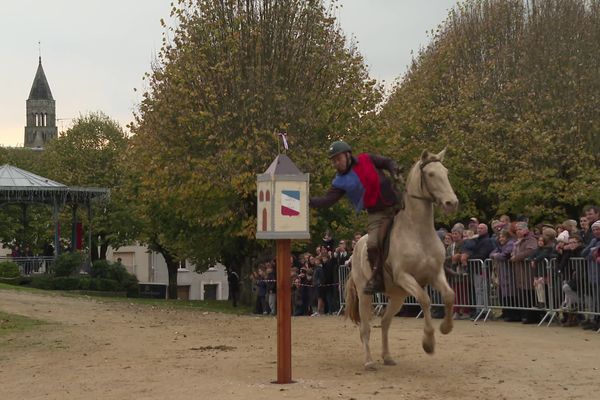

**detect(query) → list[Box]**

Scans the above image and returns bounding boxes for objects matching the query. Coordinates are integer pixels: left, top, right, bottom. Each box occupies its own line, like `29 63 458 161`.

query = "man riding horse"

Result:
309 141 402 295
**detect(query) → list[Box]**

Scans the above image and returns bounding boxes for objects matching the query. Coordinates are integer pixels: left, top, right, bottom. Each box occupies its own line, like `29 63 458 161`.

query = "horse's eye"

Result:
428 172 434 178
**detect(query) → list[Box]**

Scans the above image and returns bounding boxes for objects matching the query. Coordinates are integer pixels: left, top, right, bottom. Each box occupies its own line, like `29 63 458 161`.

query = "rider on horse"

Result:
309 140 402 295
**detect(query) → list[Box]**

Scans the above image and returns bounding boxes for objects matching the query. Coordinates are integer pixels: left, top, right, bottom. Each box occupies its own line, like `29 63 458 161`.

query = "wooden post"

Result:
276 239 292 384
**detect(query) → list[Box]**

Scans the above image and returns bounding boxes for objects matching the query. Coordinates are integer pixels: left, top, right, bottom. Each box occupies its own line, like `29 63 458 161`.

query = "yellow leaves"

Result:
377 0 600 222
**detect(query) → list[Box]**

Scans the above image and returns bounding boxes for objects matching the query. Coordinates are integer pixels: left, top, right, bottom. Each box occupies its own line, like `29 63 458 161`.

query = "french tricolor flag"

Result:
281 190 301 216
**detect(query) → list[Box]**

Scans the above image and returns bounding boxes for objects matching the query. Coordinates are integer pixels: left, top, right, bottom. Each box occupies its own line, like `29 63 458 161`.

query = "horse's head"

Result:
409 148 459 213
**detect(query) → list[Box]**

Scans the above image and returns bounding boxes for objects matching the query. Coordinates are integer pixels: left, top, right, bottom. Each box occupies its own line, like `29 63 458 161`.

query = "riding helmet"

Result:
328 140 352 159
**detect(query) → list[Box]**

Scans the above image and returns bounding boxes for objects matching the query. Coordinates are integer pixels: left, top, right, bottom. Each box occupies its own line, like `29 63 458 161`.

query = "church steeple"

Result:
24 56 57 148
28 57 54 101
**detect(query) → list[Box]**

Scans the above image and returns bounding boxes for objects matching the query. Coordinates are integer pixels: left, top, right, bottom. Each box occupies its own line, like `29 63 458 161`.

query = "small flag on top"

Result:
278 132 289 151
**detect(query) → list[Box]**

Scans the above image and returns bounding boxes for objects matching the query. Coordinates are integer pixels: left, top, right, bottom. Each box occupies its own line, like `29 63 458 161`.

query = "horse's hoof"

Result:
422 338 435 354
440 320 453 335
364 361 377 371
383 358 397 366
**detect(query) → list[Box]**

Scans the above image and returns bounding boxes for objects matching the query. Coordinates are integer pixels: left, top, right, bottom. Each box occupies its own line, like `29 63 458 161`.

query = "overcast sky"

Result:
0 0 457 147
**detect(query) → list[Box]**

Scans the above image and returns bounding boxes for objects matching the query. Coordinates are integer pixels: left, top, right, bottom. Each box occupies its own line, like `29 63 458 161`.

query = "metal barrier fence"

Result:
0 256 55 276
338 258 600 332
337 264 394 316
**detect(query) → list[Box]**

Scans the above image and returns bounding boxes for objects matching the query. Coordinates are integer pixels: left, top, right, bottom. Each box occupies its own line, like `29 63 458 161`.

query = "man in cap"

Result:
310 141 402 294
468 217 479 234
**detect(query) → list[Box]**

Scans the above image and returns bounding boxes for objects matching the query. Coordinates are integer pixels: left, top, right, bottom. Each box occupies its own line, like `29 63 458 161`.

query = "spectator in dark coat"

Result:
579 216 589 244
583 206 599 244
322 252 337 314
530 228 557 310
227 268 240 307
266 263 277 316
556 235 584 326
254 268 268 315
464 224 495 317
312 256 326 316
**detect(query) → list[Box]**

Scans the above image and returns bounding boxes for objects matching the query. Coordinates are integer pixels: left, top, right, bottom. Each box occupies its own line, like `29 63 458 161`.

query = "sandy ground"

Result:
0 289 599 400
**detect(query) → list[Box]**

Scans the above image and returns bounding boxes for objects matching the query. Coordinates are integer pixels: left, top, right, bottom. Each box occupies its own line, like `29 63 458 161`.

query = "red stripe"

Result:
281 206 300 216
354 153 380 208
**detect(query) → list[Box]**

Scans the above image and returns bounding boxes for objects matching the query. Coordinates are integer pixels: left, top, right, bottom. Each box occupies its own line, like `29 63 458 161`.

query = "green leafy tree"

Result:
378 0 600 224
129 0 382 298
43 112 134 258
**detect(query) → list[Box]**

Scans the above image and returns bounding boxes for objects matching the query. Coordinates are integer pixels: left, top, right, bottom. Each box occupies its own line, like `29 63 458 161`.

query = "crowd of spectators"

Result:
6 243 53 275
440 205 600 330
249 231 358 317
247 205 600 332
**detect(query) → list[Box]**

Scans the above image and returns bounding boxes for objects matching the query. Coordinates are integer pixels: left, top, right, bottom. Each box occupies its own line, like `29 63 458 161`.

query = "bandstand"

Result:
0 164 109 274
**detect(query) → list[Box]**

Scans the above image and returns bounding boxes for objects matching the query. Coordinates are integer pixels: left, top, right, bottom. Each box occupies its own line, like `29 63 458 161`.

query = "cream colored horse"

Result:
345 149 459 370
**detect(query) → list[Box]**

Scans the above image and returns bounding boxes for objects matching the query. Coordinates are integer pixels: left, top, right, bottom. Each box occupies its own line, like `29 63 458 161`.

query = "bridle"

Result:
408 159 441 203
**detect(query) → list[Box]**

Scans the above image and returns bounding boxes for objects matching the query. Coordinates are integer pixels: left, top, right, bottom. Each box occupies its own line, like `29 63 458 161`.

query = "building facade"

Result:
106 243 230 301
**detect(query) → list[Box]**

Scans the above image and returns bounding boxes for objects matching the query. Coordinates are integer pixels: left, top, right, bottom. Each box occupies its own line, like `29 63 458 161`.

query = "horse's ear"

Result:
436 147 447 161
420 150 430 161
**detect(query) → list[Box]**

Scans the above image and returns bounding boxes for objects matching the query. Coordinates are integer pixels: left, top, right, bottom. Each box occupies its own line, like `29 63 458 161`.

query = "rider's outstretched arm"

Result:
309 187 345 209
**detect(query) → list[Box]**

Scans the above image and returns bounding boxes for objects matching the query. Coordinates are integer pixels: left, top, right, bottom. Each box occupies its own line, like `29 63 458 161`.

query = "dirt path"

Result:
1 289 598 400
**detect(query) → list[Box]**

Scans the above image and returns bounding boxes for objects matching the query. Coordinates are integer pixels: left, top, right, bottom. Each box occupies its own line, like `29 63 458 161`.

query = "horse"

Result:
345 148 459 370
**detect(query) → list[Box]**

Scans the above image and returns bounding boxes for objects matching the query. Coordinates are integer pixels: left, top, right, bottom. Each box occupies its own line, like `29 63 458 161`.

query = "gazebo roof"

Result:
0 164 109 204
0 164 65 188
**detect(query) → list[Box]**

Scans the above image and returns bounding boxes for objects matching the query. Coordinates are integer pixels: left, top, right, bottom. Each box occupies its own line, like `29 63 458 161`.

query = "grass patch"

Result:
100 296 253 315
0 311 46 338
0 282 44 293
0 282 253 315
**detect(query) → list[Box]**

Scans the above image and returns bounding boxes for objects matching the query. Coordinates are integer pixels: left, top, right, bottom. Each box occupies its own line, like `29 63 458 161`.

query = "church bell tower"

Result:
24 57 58 148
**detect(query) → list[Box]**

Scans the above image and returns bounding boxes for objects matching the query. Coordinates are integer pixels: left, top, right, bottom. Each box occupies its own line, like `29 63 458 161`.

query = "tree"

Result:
43 112 134 259
129 0 382 298
0 148 52 253
377 0 600 224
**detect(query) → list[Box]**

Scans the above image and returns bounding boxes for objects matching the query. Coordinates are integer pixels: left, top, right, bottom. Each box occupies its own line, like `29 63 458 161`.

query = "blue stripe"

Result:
282 190 300 200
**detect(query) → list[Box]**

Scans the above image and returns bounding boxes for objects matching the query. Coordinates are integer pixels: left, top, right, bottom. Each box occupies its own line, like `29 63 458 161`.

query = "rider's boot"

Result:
363 247 385 295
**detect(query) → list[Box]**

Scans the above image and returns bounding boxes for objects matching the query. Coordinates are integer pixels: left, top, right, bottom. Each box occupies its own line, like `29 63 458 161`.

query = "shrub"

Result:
91 260 111 279
29 275 56 290
0 261 20 278
95 278 121 292
78 277 92 291
52 276 81 290
53 253 85 277
91 259 138 292
25 258 139 295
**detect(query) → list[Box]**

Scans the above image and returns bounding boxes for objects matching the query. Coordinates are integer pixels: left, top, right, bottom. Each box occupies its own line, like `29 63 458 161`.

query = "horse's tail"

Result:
345 273 360 325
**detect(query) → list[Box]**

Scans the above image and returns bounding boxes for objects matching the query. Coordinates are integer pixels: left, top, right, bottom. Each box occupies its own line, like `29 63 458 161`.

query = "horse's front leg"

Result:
358 293 376 370
396 273 435 354
433 271 455 335
380 294 405 365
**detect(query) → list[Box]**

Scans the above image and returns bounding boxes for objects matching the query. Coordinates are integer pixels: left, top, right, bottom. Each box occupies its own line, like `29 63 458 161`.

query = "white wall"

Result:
106 243 229 301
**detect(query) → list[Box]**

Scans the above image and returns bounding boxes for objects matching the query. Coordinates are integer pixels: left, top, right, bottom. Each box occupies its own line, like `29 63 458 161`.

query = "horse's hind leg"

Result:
433 272 455 335
395 273 435 354
381 294 405 366
358 294 376 370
